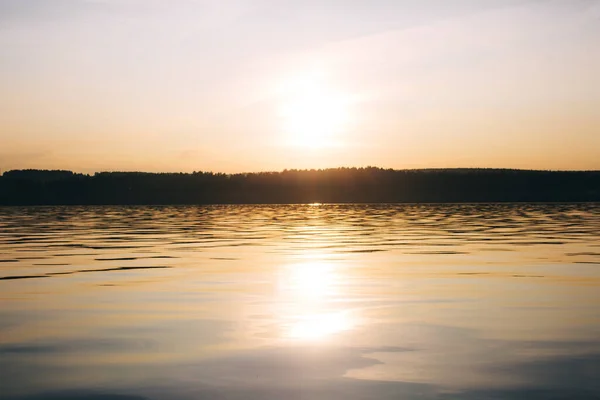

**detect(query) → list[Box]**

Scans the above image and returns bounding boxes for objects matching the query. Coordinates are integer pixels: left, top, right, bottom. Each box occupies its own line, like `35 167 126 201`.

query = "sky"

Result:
1 0 599 173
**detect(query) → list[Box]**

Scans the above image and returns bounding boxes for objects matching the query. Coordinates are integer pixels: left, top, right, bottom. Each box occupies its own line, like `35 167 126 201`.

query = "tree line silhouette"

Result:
1 167 599 205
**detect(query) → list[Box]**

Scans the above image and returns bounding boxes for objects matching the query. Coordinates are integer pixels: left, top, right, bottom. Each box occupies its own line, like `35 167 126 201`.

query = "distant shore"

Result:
1 168 599 205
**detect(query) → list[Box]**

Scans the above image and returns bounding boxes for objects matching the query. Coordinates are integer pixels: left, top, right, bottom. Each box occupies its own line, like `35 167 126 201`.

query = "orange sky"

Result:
1 0 599 173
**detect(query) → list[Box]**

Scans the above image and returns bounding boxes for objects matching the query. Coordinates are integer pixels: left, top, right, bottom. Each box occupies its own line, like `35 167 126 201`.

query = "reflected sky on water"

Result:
1 204 599 399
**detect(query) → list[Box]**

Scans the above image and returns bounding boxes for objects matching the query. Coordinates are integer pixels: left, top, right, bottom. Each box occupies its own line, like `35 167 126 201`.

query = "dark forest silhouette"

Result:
1 167 599 205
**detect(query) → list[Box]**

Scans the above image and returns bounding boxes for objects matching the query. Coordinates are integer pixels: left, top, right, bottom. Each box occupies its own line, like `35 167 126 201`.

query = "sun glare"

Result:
278 261 356 341
280 261 336 300
288 311 353 340
278 74 350 149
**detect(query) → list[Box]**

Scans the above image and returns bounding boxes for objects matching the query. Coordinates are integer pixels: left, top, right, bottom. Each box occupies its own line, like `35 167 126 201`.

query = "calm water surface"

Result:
1 204 599 400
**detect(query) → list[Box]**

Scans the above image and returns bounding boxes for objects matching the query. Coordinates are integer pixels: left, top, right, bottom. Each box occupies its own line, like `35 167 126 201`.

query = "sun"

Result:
278 75 350 149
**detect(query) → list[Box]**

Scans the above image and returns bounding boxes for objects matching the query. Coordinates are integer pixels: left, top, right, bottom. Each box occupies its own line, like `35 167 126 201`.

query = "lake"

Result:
1 204 599 400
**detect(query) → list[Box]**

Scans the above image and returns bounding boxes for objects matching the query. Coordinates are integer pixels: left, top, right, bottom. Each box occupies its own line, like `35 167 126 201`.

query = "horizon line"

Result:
3 166 600 176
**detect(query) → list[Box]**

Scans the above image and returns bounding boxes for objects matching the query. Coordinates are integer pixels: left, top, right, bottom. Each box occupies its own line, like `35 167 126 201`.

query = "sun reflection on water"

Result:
278 260 356 341
280 261 337 300
288 311 353 340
